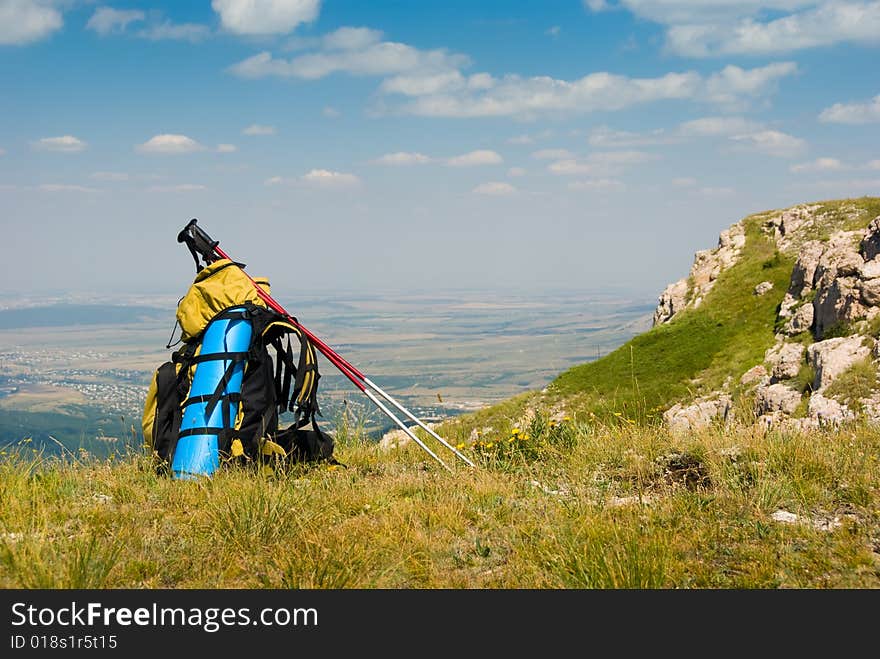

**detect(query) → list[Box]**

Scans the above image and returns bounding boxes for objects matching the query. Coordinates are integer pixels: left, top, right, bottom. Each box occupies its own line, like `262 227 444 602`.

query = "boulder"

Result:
782 303 814 335
754 281 774 296
765 342 805 381
808 393 854 426
860 216 880 261
755 383 802 415
663 395 731 433
858 277 880 306
806 336 872 391
653 278 688 326
813 277 865 339
740 364 768 386
787 240 824 298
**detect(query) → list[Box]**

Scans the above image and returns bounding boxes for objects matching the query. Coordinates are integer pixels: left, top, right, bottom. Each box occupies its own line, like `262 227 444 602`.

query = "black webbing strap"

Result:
178 426 225 438
191 351 249 364
203 357 245 421
181 392 242 409
291 334 320 419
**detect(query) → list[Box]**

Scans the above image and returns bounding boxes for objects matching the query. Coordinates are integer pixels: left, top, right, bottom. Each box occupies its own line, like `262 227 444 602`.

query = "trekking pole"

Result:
177 219 474 471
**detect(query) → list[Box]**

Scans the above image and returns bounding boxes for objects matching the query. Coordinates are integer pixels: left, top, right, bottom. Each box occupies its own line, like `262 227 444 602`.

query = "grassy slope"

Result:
1 420 878 588
550 211 793 423
442 197 880 439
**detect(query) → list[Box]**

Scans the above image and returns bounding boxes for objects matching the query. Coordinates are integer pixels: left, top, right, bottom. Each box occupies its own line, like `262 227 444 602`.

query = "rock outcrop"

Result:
657 202 880 433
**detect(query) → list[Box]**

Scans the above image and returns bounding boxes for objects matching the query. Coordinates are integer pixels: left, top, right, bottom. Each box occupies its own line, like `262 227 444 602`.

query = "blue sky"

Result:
1 0 879 299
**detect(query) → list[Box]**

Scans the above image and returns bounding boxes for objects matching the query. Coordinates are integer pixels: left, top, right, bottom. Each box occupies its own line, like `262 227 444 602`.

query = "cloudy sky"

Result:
1 0 878 299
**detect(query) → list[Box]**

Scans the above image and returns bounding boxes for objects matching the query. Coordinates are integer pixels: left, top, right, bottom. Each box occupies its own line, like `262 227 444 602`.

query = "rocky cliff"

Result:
656 198 880 432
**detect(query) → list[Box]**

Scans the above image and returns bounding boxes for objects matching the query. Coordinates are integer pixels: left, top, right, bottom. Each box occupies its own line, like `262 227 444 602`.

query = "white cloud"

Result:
507 134 535 145
86 7 145 35
323 26 381 50
665 1 880 57
677 116 761 137
372 152 432 165
0 147 5 156
819 94 880 124
473 181 516 195
138 21 211 42
149 184 208 192
549 159 605 176
508 167 526 177
868 160 880 170
0 0 63 45
790 157 846 173
532 148 575 160
703 62 798 108
229 28 468 81
265 176 285 186
216 143 238 153
323 106 341 117
90 171 129 181
136 134 205 154
672 177 697 186
383 62 795 119
39 183 97 193
446 150 503 167
698 186 736 197
729 130 807 158
212 0 320 35
545 25 561 37
548 150 657 176
568 178 625 191
588 126 673 147
594 1 877 57
301 169 361 187
242 124 276 136
32 136 87 152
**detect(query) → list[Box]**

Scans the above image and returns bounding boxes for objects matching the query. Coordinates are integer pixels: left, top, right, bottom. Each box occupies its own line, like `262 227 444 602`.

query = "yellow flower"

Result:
486 443 494 449
511 428 521 435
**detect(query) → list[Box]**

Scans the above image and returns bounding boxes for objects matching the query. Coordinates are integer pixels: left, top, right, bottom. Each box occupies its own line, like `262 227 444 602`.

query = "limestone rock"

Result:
754 281 774 296
858 277 880 306
860 216 880 261
806 336 872 391
764 342 805 381
653 278 688 326
783 303 814 335
663 395 731 433
808 393 854 426
755 383 802 415
653 222 745 326
740 364 768 386
789 240 824 297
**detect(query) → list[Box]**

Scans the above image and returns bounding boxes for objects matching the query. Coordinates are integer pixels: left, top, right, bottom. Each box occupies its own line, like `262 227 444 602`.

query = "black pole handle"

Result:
177 218 220 273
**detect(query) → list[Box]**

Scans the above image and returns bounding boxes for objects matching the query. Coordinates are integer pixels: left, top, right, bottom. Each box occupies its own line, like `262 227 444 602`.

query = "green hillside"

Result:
439 196 880 441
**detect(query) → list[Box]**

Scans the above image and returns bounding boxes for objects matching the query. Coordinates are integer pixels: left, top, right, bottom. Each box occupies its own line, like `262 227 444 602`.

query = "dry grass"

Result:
2 416 878 589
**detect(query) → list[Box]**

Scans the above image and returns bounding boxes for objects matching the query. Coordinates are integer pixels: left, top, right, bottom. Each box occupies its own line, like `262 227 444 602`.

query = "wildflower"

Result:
456 443 465 450
563 416 571 422
511 428 521 436
486 443 494 449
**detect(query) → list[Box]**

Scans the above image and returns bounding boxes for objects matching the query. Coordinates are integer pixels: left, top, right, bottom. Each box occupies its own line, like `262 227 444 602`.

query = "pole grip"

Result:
177 218 220 271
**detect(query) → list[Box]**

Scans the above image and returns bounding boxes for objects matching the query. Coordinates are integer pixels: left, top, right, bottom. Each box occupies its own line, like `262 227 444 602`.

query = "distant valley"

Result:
0 290 653 454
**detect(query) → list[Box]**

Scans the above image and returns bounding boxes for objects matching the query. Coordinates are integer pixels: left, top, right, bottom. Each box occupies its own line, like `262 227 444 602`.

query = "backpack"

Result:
142 259 338 478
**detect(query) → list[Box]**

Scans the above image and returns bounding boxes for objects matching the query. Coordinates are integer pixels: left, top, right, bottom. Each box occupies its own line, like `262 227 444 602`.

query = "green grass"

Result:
547 213 793 423
825 358 879 412
1 417 878 589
